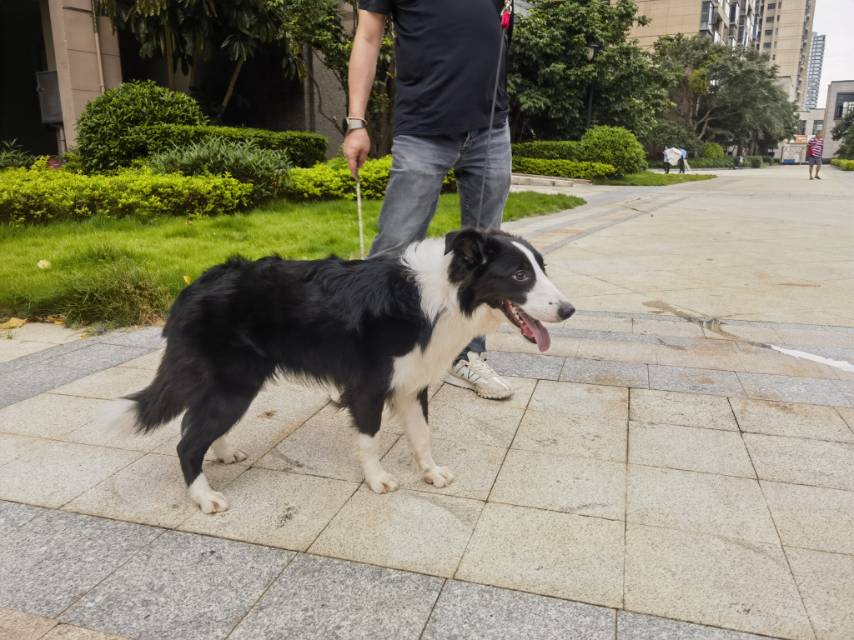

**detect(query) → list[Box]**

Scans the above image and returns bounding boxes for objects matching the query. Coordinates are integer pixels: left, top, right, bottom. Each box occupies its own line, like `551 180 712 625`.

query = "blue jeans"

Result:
370 121 512 357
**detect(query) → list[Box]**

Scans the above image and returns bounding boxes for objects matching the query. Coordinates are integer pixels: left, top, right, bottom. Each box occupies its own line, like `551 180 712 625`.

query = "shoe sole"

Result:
444 374 513 400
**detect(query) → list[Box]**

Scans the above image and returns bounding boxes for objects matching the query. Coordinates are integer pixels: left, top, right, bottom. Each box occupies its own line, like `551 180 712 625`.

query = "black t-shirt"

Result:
358 0 510 136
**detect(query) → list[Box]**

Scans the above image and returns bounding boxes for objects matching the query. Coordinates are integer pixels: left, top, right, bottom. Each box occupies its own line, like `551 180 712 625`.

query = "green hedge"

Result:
284 156 456 201
832 159 854 171
686 157 735 168
701 142 725 159
512 157 616 180
0 163 251 224
511 141 584 161
139 124 327 168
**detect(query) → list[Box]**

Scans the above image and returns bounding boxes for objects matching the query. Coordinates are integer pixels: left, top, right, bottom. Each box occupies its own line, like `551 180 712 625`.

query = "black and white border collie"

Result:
118 228 574 513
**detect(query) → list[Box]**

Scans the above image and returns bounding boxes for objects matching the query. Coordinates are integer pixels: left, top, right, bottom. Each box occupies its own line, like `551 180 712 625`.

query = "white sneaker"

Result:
446 352 513 400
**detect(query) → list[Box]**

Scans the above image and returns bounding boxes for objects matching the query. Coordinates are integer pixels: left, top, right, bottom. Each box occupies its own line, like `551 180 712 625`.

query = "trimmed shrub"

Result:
147 138 290 204
701 142 725 159
688 157 735 168
832 158 854 170
746 155 763 168
0 166 251 224
512 141 584 161
140 124 327 168
283 156 456 201
579 126 646 175
512 157 616 180
0 140 35 170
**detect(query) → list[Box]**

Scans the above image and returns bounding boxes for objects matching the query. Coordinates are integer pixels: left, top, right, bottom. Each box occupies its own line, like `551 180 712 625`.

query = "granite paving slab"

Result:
649 365 744 397
730 397 854 442
787 547 854 640
743 433 854 492
629 389 737 431
617 611 786 639
483 351 566 380
737 372 849 407
559 357 650 388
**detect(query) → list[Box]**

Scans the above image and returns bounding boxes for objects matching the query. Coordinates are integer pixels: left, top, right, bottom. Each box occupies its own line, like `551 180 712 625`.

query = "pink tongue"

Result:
518 309 551 352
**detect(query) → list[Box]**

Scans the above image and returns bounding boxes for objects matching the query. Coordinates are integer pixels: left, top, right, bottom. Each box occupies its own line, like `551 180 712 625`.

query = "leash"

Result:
355 177 366 259
475 0 512 229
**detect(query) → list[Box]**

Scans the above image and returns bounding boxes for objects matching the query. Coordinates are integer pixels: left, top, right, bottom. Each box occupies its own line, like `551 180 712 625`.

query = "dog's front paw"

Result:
423 466 454 488
366 471 400 494
195 490 230 514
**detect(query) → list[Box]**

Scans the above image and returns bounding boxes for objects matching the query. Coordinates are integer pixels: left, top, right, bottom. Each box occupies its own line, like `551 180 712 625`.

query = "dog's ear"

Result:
445 228 487 267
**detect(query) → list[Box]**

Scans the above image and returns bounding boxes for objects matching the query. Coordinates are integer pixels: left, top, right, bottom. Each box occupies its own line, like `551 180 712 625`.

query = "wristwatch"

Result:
344 116 367 133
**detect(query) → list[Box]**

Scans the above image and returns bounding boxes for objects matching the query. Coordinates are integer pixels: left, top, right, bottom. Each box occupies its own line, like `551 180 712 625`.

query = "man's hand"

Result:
344 129 371 178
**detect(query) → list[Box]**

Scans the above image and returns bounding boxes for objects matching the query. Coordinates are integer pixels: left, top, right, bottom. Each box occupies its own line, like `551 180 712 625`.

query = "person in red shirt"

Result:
806 131 824 180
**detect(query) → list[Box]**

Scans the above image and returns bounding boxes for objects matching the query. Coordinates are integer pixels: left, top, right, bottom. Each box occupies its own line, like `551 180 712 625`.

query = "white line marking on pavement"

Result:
769 345 854 373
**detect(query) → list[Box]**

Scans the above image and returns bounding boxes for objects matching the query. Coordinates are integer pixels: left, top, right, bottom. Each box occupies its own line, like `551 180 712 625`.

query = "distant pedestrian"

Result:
806 132 824 180
662 149 671 174
664 147 681 174
678 147 687 174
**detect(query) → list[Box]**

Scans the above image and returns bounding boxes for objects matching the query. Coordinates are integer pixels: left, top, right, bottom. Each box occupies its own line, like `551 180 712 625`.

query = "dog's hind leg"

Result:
399 388 454 488
349 391 398 494
178 391 256 513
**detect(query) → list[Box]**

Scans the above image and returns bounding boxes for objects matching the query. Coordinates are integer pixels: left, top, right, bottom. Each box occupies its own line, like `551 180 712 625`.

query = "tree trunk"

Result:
221 60 245 115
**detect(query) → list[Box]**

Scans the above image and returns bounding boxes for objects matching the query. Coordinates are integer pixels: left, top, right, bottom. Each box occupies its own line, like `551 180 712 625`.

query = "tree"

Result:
831 109 854 159
507 0 670 141
95 0 290 115
653 35 796 151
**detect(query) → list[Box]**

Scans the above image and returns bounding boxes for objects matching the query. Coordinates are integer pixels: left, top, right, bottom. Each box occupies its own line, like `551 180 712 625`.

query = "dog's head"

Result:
445 228 574 352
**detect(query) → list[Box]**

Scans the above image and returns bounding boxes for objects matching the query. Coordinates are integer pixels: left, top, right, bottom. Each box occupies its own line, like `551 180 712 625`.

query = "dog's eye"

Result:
513 270 529 282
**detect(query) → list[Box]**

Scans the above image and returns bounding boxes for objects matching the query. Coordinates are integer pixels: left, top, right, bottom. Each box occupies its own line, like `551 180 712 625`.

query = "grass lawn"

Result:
593 172 717 186
0 191 584 327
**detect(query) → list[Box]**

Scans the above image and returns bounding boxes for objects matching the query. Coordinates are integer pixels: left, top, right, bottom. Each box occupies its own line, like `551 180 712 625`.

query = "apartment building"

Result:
631 0 757 49
753 0 816 106
804 33 825 110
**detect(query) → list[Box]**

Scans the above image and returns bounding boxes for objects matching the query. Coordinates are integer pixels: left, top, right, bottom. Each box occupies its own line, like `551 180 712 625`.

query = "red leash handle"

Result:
501 0 512 29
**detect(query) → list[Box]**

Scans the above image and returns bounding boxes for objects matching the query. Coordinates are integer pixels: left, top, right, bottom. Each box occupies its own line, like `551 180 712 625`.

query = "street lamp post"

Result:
585 43 601 130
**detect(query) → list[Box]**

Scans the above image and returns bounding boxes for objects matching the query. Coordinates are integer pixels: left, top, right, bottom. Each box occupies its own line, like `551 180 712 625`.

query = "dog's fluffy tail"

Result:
124 372 187 433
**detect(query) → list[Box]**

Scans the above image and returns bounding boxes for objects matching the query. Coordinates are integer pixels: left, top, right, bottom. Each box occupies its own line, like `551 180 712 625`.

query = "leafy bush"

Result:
701 142 725 159
140 124 327 168
77 80 207 173
0 166 251 224
831 159 854 171
688 157 735 168
746 156 763 168
283 156 456 200
512 141 584 161
0 140 35 170
512 157 616 180
579 126 646 175
147 138 290 204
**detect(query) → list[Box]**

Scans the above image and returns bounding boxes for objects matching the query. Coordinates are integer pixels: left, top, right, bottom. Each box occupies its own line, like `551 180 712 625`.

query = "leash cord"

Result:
355 178 366 259
475 18 510 229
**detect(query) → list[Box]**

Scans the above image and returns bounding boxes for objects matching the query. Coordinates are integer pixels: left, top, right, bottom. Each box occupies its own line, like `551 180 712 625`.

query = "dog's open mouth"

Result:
502 301 551 352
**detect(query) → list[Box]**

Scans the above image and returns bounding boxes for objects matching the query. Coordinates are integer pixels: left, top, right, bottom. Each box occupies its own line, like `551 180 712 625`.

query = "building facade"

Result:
821 80 854 158
631 0 758 49
753 0 816 106
804 33 825 110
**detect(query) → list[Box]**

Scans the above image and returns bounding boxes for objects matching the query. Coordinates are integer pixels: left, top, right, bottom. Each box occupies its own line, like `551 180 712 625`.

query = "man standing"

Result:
343 0 515 400
806 131 824 180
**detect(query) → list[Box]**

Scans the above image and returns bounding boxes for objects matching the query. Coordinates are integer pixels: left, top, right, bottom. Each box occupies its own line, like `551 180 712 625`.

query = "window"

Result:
813 121 823 134
766 2 776 8
764 42 772 48
797 120 807 135
765 29 773 35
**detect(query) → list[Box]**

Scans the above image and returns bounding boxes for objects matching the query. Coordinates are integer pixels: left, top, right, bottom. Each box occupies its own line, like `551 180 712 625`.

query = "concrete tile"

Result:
0 500 46 537
62 530 290 640
0 366 92 409
731 397 854 442
744 433 854 491
654 343 743 372
8 323 85 344
65 453 246 529
426 378 536 448
787 547 854 640
486 332 580 357
629 422 755 477
47 344 149 372
630 389 737 431
51 367 155 400
230 554 442 640
41 625 129 640
256 405 399 482
180 468 356 551
456 503 624 607
381 436 505 500
0 341 89 375
838 407 854 430
633 317 705 338
310 487 482 577
761 481 854 556
0 510 159 617
0 607 57 640
64 415 178 452
423 580 616 640
490 449 625 520
117 349 163 371
95 326 165 350
624 524 813 640
627 466 777 543
0 441 142 508
483 351 565 380
617 611 784 640
559 357 649 388
576 339 658 364
0 339 56 363
0 393 110 439
738 372 849 406
649 365 744 396
0 433 41 466
528 380 629 419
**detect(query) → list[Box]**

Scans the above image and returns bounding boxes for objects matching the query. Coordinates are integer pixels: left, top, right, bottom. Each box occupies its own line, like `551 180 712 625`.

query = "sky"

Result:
812 0 854 107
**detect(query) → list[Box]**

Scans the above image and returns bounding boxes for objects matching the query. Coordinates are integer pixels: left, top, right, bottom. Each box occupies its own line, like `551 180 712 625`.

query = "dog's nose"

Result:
557 302 575 320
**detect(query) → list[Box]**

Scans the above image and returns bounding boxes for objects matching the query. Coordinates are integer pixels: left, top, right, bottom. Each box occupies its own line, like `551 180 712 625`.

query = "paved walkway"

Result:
1 165 853 640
